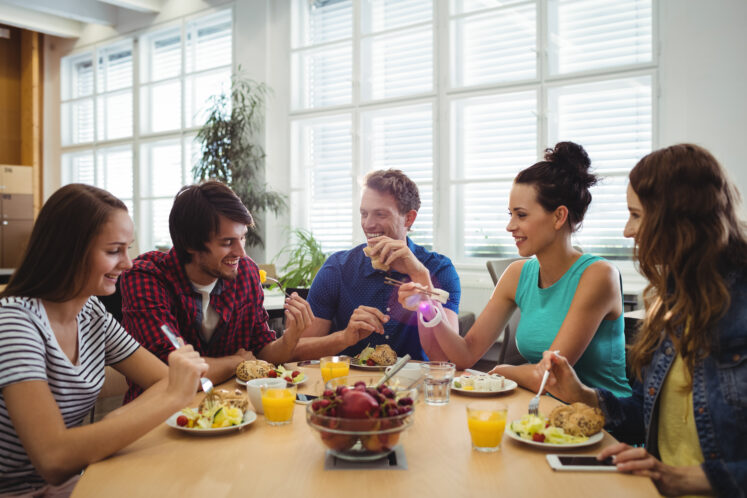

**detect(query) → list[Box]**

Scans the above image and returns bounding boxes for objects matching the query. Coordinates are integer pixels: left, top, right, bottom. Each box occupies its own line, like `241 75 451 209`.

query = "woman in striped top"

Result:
0 184 208 497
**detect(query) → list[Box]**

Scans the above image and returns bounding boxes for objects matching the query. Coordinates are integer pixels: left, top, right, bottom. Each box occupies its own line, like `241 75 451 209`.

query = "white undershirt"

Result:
191 280 220 343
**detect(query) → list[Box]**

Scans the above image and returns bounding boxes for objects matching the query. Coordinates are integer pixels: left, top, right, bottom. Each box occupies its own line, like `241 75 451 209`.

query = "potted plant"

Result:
273 228 327 299
193 72 286 249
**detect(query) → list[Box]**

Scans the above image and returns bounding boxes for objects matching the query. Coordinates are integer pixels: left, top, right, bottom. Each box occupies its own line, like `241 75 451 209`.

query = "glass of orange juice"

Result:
466 401 507 452
261 384 297 425
320 355 350 383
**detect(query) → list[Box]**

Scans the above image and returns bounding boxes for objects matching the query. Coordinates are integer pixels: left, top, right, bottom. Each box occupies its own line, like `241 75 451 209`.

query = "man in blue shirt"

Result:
293 169 460 361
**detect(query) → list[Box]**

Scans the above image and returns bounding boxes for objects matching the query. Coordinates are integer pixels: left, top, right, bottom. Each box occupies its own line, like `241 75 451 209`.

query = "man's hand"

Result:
282 293 315 344
367 236 429 284
235 348 256 362
342 305 389 347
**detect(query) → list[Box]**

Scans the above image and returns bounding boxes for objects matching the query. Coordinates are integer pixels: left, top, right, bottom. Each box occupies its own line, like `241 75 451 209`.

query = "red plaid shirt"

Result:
120 249 275 402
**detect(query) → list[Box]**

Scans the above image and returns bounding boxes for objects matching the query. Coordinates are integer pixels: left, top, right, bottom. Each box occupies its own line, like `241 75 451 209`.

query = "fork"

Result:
160 324 214 395
528 369 550 415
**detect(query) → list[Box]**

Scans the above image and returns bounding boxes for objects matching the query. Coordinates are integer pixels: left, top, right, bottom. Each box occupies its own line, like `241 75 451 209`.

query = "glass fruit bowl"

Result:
305 374 417 461
306 404 414 462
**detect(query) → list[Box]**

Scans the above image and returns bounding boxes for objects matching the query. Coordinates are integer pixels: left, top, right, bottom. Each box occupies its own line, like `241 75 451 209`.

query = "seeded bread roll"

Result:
363 246 390 272
370 344 397 366
236 360 275 381
548 402 604 437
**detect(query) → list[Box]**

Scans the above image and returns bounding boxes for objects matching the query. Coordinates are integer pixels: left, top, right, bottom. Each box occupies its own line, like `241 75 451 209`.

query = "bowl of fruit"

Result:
306 375 416 462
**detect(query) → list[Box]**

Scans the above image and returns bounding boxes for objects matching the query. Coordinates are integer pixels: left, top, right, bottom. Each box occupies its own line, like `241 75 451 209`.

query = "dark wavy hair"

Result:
515 141 598 231
364 169 421 214
1 184 127 301
627 144 747 380
169 181 253 264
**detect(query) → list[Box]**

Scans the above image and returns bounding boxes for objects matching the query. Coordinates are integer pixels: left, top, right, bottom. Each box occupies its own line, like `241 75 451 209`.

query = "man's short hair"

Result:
363 169 421 214
169 181 253 263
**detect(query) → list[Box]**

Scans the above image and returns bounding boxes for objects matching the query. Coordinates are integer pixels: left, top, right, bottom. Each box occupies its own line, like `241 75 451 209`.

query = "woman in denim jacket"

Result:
537 144 747 497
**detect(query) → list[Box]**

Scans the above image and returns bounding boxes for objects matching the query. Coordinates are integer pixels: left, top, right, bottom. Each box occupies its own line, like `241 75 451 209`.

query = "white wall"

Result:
42 0 747 315
658 0 747 218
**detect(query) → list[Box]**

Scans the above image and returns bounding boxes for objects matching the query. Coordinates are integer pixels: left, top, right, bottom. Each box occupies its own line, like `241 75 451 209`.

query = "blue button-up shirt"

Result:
307 238 460 360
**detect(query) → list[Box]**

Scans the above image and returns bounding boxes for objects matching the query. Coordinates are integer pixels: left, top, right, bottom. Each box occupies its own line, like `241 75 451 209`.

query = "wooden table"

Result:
73 365 657 497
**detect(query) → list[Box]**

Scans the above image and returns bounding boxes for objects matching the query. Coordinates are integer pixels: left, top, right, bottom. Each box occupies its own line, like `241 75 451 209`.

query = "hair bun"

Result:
544 141 597 189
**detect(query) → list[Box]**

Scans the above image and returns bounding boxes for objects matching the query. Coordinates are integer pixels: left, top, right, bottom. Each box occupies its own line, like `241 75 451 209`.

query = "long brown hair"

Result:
1 184 127 302
627 144 747 379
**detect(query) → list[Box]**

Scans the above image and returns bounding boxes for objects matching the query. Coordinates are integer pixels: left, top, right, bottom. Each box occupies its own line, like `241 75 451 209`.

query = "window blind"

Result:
361 25 433 101
62 152 94 185
138 27 181 85
186 10 232 73
286 0 654 262
293 116 353 254
60 10 233 254
451 2 537 87
361 103 434 248
548 0 652 75
97 91 133 141
451 0 527 16
361 0 432 33
293 44 352 110
97 42 132 93
453 90 537 257
96 147 133 202
549 75 651 257
73 57 94 98
293 0 352 47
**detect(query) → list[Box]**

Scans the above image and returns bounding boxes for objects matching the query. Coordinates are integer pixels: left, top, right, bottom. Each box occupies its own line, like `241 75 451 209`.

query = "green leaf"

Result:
193 70 288 248
272 228 328 288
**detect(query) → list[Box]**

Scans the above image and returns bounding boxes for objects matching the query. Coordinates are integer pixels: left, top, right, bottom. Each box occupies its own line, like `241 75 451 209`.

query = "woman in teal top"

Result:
397 141 631 396
515 254 630 396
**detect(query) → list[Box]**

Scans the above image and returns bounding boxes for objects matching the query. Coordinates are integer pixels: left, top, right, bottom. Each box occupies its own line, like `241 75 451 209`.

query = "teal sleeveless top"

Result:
514 254 632 397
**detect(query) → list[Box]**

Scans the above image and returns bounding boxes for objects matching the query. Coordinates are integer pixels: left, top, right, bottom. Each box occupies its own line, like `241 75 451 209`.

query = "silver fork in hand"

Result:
528 369 550 416
160 324 213 394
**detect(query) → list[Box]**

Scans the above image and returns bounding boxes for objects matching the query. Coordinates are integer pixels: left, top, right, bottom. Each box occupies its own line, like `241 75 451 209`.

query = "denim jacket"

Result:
596 269 747 497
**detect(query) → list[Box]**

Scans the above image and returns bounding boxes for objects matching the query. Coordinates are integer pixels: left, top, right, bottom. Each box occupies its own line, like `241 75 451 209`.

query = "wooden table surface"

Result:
72 364 657 497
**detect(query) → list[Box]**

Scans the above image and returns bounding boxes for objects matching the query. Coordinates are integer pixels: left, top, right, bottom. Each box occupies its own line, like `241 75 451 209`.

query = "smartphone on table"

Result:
546 455 617 472
295 393 319 404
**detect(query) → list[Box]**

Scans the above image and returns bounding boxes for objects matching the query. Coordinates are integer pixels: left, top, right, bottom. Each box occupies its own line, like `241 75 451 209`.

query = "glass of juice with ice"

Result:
466 401 507 452
320 355 350 383
261 384 297 425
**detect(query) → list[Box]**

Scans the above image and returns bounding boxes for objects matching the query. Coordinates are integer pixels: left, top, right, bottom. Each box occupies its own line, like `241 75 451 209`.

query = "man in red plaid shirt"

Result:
120 181 313 402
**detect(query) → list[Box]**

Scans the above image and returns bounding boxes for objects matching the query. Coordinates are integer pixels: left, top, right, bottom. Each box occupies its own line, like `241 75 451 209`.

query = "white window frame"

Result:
289 0 658 271
60 6 234 253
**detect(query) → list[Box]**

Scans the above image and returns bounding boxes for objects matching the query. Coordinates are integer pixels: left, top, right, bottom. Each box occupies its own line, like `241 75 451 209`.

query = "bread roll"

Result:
363 246 390 272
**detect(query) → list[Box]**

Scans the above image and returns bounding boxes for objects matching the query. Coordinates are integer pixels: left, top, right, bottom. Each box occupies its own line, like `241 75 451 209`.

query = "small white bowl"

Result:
245 378 286 414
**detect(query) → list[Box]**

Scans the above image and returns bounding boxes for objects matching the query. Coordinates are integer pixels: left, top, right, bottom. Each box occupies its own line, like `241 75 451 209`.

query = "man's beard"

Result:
198 260 238 281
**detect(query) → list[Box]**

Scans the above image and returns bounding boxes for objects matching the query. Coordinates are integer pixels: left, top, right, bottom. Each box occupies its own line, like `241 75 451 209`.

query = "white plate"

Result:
504 426 604 449
235 375 307 387
349 357 402 371
166 410 257 435
451 379 518 396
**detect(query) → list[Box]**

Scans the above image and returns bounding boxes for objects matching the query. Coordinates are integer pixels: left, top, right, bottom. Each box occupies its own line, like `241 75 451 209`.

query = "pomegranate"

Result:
339 390 379 419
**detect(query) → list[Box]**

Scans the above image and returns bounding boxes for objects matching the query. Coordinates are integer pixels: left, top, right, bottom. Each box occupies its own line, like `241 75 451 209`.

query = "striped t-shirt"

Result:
0 296 140 494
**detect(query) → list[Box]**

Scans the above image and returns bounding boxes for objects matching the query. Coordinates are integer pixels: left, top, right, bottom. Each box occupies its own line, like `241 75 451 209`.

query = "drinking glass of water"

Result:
421 362 456 406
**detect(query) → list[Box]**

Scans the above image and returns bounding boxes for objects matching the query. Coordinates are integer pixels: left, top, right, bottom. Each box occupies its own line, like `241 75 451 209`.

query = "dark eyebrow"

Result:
218 229 248 241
